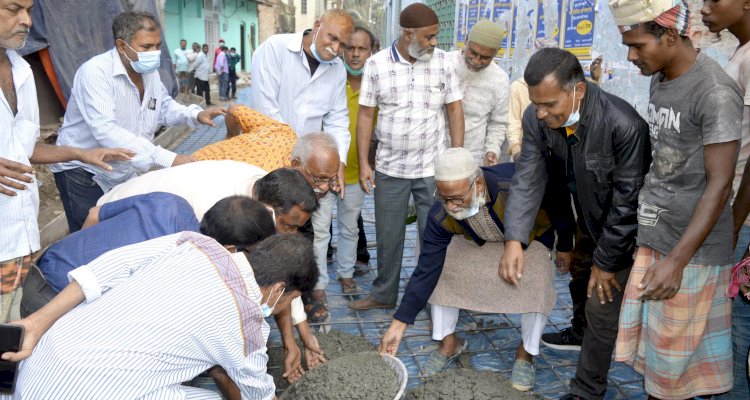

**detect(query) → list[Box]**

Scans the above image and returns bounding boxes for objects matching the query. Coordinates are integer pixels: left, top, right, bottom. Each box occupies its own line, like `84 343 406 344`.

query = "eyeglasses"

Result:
434 178 476 206
300 161 339 187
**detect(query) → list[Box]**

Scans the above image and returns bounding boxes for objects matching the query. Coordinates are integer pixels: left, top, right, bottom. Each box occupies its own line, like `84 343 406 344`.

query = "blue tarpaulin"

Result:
20 0 177 101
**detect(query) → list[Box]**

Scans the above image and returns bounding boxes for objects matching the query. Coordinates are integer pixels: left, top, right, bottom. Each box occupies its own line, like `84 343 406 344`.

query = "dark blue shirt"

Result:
37 192 200 292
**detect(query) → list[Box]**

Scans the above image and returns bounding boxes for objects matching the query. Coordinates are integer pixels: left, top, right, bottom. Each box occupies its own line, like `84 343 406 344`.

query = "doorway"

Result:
240 23 246 71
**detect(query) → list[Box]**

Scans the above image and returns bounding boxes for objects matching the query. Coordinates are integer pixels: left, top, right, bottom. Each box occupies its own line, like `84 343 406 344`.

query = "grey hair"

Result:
112 11 161 43
468 167 482 183
291 132 339 162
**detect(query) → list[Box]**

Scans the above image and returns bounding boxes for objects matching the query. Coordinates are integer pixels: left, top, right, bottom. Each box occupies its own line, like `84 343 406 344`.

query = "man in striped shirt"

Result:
3 233 318 400
51 11 226 234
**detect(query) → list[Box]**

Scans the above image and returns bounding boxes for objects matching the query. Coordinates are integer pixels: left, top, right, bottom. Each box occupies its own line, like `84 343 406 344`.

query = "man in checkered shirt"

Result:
350 3 465 310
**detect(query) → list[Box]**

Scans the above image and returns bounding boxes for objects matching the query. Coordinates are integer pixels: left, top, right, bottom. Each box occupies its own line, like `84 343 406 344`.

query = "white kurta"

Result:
447 50 509 165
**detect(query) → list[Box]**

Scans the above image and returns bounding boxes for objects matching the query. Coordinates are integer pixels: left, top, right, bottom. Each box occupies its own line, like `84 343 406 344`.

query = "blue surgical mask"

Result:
562 85 581 128
310 25 335 64
123 42 161 74
260 287 285 318
344 60 363 76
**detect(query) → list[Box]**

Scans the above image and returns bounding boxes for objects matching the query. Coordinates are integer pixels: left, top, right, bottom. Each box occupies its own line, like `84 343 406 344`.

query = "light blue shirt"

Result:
51 48 203 192
249 31 350 163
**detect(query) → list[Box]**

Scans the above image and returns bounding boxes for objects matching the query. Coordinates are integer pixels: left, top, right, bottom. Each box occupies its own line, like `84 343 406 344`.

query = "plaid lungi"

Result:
615 246 732 399
0 255 31 323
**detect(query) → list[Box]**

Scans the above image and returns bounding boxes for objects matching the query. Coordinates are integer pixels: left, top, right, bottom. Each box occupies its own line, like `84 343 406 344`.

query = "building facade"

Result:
164 0 260 71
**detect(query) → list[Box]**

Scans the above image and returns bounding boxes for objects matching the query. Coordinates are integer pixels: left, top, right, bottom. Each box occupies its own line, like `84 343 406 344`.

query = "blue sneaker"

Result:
511 358 535 392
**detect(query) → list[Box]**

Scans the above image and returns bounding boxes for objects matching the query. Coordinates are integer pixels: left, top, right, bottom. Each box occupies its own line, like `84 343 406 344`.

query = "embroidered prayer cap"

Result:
435 148 478 182
467 20 504 50
609 0 691 36
399 3 439 29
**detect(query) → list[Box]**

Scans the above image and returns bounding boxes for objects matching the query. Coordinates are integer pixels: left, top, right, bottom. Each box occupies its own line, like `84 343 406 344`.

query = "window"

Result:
301 0 307 14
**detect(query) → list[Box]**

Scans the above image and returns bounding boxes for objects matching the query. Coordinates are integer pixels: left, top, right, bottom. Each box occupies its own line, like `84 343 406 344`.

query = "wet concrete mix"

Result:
280 351 399 400
406 368 542 400
268 330 381 393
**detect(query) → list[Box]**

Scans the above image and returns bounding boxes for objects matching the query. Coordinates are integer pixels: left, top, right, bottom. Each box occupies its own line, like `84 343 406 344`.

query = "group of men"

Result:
173 38 241 103
3 0 750 398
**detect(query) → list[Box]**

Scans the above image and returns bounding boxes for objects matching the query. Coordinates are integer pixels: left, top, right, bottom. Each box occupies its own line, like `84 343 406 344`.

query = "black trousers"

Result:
196 78 211 104
228 70 238 97
570 264 630 399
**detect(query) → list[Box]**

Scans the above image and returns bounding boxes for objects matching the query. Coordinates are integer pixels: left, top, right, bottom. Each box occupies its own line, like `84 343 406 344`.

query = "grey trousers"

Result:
370 171 435 304
20 264 57 318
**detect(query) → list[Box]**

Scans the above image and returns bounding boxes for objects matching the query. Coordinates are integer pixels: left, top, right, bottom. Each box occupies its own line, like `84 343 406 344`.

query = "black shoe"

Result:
559 394 583 400
541 327 583 351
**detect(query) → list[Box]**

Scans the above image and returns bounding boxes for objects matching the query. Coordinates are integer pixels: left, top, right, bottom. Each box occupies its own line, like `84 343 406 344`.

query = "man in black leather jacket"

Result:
499 48 651 400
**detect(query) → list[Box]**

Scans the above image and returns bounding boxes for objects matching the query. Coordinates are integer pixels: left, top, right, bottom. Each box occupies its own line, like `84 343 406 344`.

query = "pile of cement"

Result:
268 330 377 392
281 352 399 400
406 369 541 400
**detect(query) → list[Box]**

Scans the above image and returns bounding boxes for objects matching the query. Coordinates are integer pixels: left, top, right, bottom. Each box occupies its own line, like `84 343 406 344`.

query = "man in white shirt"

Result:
448 20 508 166
0 0 132 323
192 43 211 105
351 3 464 310
187 42 199 93
174 39 190 94
249 10 354 316
2 232 318 400
51 11 225 233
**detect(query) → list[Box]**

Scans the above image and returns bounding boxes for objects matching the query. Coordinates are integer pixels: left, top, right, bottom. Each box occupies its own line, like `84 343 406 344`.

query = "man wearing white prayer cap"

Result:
378 148 575 391
447 20 509 167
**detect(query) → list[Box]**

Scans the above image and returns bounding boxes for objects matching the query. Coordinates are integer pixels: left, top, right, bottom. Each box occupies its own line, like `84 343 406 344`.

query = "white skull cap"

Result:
435 148 477 182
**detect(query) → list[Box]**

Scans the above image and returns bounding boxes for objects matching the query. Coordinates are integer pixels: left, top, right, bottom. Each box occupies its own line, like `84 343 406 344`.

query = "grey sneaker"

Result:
421 338 466 377
511 358 535 392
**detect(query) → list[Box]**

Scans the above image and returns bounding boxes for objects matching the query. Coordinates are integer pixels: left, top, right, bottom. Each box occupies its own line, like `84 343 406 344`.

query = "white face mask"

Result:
562 85 582 128
260 287 285 318
445 187 487 220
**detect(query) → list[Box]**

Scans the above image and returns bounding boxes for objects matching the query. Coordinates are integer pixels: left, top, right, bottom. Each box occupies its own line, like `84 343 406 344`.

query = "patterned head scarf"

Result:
609 0 691 36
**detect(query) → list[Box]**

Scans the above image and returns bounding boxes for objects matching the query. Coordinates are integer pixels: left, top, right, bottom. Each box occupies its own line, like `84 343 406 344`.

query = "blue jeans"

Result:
218 73 229 99
717 225 750 399
53 168 103 233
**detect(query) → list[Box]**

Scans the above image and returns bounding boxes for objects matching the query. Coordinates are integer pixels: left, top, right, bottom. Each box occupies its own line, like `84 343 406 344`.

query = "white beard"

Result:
445 191 488 220
408 40 433 61
455 57 482 85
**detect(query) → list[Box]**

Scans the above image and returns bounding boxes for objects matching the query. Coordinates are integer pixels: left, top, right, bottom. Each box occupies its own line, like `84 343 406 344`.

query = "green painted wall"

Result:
164 0 259 72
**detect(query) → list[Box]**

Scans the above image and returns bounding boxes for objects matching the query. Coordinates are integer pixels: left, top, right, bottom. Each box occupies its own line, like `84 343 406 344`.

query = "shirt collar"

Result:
287 30 307 53
110 47 129 77
5 50 31 86
391 40 417 66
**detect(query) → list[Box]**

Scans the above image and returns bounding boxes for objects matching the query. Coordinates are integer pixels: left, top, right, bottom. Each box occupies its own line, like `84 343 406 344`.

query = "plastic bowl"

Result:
382 354 408 400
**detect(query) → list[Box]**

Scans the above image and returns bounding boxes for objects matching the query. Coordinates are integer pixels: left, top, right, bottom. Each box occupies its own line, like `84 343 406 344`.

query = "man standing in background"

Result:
173 39 189 94
215 46 229 102
193 43 211 105
449 20 508 166
350 3 465 310
228 47 241 100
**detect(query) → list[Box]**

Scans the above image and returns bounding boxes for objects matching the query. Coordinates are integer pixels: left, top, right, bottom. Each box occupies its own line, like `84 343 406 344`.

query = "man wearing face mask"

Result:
0 231 317 400
448 20 509 167
379 148 574 391
249 10 354 323
500 48 651 400
51 11 225 234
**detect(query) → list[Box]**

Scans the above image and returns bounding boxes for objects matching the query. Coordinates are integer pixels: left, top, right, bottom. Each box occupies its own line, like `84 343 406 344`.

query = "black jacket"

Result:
505 81 652 272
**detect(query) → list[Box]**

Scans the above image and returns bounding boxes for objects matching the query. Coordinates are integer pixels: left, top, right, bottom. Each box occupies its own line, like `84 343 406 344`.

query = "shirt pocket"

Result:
14 119 39 159
426 77 447 109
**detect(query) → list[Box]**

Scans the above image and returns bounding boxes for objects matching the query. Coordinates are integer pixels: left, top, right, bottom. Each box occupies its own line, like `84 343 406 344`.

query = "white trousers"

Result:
431 304 547 356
